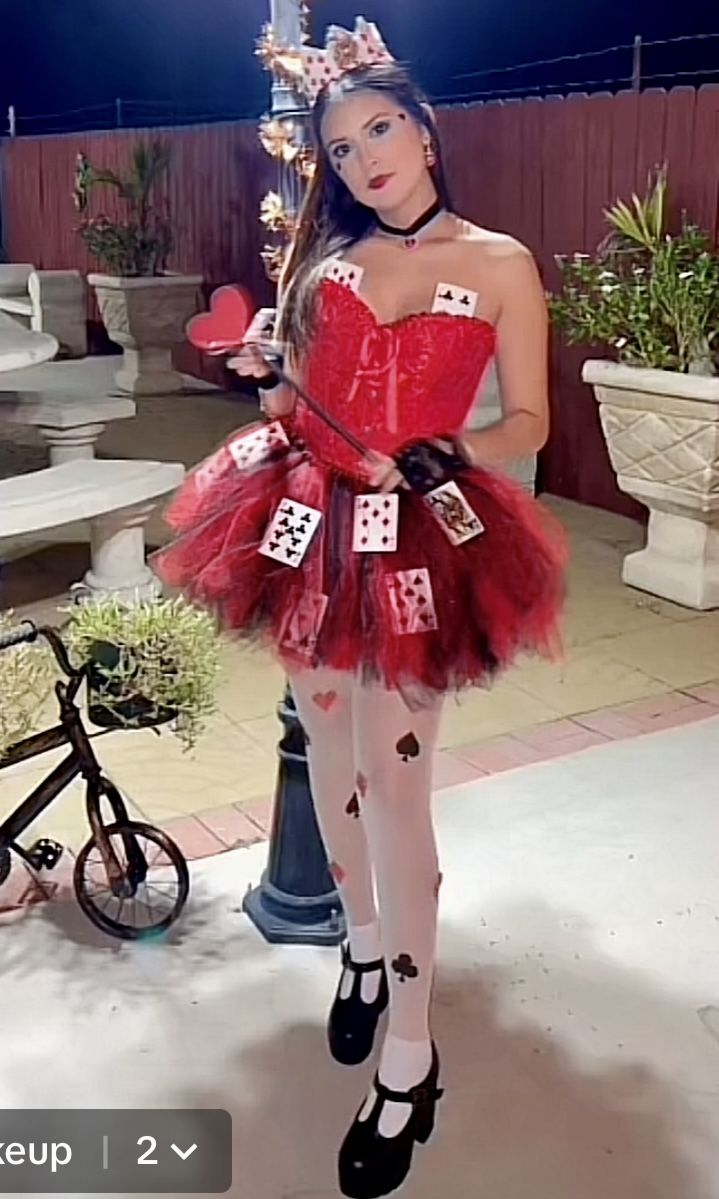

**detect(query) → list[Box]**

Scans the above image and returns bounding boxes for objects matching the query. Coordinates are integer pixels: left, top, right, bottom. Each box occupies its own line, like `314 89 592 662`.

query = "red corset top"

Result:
297 280 496 477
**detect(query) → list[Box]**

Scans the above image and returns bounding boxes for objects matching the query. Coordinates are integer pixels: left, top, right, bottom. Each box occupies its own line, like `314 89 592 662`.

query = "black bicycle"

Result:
0 620 189 940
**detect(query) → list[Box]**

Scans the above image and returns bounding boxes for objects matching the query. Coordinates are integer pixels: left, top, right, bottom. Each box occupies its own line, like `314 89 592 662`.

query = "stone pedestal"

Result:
114 347 180 396
88 273 203 397
583 360 719 610
84 503 161 602
39 423 104 465
0 394 136 464
622 499 719 609
0 459 184 602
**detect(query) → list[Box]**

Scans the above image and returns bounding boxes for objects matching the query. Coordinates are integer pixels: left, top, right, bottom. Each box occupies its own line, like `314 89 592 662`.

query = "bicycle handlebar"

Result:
0 620 38 651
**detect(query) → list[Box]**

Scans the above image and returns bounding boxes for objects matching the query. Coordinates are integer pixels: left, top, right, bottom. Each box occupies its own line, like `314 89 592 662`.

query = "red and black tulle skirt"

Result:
153 423 566 702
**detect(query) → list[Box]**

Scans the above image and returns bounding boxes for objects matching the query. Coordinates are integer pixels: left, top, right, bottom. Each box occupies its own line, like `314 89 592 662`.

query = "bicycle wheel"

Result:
74 821 189 940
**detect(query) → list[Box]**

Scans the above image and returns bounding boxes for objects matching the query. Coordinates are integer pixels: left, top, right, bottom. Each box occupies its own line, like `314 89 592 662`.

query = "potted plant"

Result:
0 611 55 761
550 168 719 609
64 596 221 752
74 141 203 396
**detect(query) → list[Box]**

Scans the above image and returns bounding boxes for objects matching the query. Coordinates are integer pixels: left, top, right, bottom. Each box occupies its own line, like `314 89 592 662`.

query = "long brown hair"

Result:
277 64 451 356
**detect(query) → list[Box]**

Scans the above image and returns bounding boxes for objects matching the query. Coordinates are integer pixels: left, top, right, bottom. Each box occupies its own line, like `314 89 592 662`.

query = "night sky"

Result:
1 0 717 135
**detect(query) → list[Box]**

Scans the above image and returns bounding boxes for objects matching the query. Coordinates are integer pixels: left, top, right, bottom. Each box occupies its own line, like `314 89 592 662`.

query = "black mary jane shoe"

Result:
329 944 389 1066
338 1044 443 1199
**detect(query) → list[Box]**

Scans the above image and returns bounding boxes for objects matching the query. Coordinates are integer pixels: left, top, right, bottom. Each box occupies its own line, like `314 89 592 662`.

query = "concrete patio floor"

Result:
1 718 718 1198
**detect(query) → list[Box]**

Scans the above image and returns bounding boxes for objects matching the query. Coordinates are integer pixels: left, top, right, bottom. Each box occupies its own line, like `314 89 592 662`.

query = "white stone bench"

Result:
0 459 184 600
0 265 87 359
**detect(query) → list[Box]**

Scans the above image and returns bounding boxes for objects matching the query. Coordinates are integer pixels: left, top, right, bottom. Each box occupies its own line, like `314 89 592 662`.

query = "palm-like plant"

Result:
550 167 719 375
74 140 174 277
603 165 667 253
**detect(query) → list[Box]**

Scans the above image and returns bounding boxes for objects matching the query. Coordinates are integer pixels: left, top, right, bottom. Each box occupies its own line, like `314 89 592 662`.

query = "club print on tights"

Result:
392 953 419 983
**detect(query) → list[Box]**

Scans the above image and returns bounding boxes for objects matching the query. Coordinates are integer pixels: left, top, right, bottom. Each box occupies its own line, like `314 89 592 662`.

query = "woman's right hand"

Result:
227 307 279 379
228 336 297 417
227 337 276 379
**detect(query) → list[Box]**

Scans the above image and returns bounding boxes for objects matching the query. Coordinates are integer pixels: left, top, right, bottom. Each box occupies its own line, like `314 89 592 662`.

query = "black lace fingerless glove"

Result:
394 437 467 495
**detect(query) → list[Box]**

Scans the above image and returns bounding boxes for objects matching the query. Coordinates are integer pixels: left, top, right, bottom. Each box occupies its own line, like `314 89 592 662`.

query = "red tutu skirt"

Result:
154 423 566 702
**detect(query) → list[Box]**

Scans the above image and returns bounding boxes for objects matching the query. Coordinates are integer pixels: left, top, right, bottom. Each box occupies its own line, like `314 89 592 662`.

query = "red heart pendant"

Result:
186 286 252 353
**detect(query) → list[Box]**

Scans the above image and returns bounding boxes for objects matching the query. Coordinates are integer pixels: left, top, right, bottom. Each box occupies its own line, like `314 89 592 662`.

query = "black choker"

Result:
375 200 444 249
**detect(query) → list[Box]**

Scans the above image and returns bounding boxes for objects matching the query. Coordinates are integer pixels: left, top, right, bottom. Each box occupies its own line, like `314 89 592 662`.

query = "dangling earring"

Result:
424 141 437 168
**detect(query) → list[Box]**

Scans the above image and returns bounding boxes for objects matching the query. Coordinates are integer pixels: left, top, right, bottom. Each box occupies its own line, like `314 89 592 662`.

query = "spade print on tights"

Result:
345 793 360 819
396 732 420 763
392 953 419 983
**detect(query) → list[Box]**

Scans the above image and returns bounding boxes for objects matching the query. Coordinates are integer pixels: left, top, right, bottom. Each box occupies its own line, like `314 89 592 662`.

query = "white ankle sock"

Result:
359 1034 433 1137
340 921 383 1003
348 920 382 963
379 1034 432 1091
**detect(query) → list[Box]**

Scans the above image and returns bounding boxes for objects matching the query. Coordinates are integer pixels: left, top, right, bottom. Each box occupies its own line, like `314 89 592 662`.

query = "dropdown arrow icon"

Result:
171 1143 197 1161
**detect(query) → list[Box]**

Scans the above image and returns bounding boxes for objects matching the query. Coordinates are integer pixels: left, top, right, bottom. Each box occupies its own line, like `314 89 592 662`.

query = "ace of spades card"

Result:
386 568 439 636
227 421 290 472
425 480 484 545
259 498 323 568
431 281 479 319
279 590 329 658
352 494 399 553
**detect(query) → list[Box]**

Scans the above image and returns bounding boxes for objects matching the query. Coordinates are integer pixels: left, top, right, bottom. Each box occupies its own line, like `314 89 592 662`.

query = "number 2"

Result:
137 1136 158 1166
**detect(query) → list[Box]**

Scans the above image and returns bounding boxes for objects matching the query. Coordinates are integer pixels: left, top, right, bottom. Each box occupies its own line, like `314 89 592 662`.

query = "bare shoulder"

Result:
456 217 534 258
447 219 545 330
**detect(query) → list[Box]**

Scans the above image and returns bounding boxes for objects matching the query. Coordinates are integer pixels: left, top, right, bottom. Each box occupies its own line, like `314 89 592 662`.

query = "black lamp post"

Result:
243 684 345 945
242 0 345 946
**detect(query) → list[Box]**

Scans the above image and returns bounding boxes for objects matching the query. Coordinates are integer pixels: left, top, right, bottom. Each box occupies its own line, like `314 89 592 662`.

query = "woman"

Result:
157 20 565 1198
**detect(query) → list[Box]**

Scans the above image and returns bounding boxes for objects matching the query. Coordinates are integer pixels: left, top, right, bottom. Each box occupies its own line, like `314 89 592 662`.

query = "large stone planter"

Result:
88 273 203 396
583 359 719 609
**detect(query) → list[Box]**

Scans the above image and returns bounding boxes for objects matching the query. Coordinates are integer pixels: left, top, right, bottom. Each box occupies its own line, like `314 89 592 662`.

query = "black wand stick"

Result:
259 344 370 459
